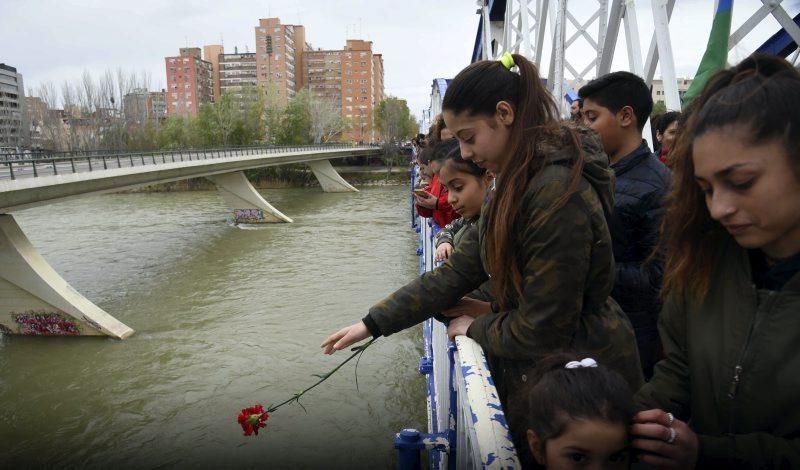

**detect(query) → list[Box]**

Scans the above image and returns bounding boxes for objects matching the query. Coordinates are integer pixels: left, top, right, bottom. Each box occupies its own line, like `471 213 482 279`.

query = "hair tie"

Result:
499 51 515 70
565 358 598 369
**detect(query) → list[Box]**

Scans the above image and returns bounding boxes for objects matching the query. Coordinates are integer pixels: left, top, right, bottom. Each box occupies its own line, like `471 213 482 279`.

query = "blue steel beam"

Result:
756 13 800 58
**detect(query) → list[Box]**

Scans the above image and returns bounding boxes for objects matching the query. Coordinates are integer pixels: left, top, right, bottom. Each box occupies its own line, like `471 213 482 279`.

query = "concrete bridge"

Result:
0 144 383 339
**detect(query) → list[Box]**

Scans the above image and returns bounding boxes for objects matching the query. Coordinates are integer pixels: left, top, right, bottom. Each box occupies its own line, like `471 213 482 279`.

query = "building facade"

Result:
219 50 258 106
0 63 25 150
651 78 693 107
123 88 167 124
203 44 224 101
341 40 379 142
254 18 307 108
164 48 214 117
304 50 342 105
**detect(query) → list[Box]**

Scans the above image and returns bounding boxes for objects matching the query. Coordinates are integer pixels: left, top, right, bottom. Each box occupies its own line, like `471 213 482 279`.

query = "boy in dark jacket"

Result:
579 72 671 379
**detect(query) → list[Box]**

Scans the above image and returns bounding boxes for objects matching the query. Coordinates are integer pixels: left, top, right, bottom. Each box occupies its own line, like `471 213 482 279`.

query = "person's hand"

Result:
321 322 370 355
631 409 698 469
414 191 437 209
435 243 453 261
442 297 492 318
447 315 475 340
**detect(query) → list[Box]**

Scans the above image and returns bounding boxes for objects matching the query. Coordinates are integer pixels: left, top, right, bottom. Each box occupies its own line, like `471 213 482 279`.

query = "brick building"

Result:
203 44 224 101
164 48 214 117
254 18 308 107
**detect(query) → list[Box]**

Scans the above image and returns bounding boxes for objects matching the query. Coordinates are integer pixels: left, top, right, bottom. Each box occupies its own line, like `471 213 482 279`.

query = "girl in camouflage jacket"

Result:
322 53 643 397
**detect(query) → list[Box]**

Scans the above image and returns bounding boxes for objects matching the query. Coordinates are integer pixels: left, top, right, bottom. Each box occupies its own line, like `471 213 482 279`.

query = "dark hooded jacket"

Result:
363 126 643 394
608 141 671 377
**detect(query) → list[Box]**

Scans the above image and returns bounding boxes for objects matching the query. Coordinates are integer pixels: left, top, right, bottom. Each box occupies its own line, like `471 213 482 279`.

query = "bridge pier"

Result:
0 214 134 338
207 171 293 224
306 159 359 193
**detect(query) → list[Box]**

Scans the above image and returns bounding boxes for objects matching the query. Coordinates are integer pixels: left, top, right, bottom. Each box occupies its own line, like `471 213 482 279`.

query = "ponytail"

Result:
443 54 585 306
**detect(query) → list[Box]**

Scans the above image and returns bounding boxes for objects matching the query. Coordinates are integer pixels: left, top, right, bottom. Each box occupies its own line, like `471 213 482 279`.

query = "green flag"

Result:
682 0 734 107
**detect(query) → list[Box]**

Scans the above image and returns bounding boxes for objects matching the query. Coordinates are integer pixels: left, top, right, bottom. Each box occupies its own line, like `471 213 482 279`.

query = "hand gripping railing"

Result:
396 168 519 469
0 143 380 181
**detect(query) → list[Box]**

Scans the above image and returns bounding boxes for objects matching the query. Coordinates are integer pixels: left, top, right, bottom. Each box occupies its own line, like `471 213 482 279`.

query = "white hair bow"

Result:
565 358 598 369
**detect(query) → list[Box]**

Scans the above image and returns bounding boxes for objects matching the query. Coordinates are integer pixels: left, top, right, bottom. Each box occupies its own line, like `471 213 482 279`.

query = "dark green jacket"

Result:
636 238 800 468
364 126 643 391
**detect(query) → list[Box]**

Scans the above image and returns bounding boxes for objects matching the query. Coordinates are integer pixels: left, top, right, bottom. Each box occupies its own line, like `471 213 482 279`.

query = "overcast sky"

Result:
2 0 796 120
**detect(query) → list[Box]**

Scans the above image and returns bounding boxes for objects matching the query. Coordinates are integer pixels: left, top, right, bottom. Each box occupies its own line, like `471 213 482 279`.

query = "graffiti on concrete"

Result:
233 208 266 223
12 310 80 336
81 314 103 332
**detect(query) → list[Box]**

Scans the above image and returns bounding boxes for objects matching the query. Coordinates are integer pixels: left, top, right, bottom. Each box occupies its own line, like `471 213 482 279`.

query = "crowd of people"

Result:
321 52 800 469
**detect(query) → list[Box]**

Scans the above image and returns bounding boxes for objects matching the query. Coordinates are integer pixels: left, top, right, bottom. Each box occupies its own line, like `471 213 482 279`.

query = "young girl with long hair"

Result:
322 53 642 417
632 55 800 468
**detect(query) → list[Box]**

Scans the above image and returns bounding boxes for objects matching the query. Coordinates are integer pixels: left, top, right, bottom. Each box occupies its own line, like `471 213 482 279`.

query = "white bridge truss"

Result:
476 0 800 115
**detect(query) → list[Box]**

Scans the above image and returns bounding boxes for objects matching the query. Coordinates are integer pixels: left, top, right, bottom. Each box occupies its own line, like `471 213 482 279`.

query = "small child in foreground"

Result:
519 353 634 469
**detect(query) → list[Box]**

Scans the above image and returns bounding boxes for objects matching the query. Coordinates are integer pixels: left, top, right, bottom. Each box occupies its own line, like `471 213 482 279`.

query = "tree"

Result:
374 97 418 144
308 94 348 144
273 90 312 145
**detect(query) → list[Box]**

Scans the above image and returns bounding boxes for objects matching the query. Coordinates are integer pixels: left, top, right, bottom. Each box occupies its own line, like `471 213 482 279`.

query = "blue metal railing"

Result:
396 165 519 469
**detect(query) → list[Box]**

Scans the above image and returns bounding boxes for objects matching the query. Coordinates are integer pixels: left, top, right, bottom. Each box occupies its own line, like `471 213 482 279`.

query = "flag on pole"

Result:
682 0 734 107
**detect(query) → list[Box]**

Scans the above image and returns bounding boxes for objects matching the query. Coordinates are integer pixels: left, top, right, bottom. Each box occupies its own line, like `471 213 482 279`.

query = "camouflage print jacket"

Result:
435 217 474 248
363 126 643 391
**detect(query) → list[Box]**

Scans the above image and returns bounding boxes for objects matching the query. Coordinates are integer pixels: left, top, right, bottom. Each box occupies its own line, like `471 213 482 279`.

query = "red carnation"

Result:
237 404 269 436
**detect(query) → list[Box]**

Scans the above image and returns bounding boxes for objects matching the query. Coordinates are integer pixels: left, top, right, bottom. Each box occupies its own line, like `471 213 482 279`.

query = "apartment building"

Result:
164 47 214 117
219 49 258 106
123 88 167 124
254 18 307 107
651 78 693 107
204 44 224 101
304 50 342 105
0 63 25 150
341 40 377 142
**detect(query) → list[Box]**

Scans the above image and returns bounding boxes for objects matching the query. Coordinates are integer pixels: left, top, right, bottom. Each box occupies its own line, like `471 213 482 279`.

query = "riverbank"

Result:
124 166 410 192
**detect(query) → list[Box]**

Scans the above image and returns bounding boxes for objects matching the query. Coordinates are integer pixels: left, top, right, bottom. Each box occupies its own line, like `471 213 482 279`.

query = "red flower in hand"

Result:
237 404 269 436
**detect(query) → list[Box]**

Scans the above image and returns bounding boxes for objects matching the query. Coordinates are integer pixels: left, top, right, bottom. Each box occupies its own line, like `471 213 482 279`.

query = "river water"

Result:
0 186 426 468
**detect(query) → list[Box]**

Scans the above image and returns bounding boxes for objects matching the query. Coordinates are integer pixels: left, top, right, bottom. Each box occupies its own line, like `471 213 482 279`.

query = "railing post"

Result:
395 429 423 470
130 154 135 166
117 155 122 168
87 157 92 172
102 156 107 170
52 160 58 175
152 154 156 164
32 161 38 177
8 162 15 180
71 158 76 173
140 155 145 165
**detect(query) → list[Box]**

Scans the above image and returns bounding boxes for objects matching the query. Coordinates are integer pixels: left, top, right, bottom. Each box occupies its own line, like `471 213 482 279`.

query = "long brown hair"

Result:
660 54 800 301
442 54 586 306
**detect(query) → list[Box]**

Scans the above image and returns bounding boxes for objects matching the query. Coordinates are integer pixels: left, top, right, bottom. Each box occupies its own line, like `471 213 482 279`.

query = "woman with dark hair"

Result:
632 54 800 468
655 110 681 165
521 353 635 469
323 53 642 394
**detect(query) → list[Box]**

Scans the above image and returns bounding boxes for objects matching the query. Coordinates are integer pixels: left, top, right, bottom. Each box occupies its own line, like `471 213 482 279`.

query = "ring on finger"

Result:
666 427 678 444
666 412 675 427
